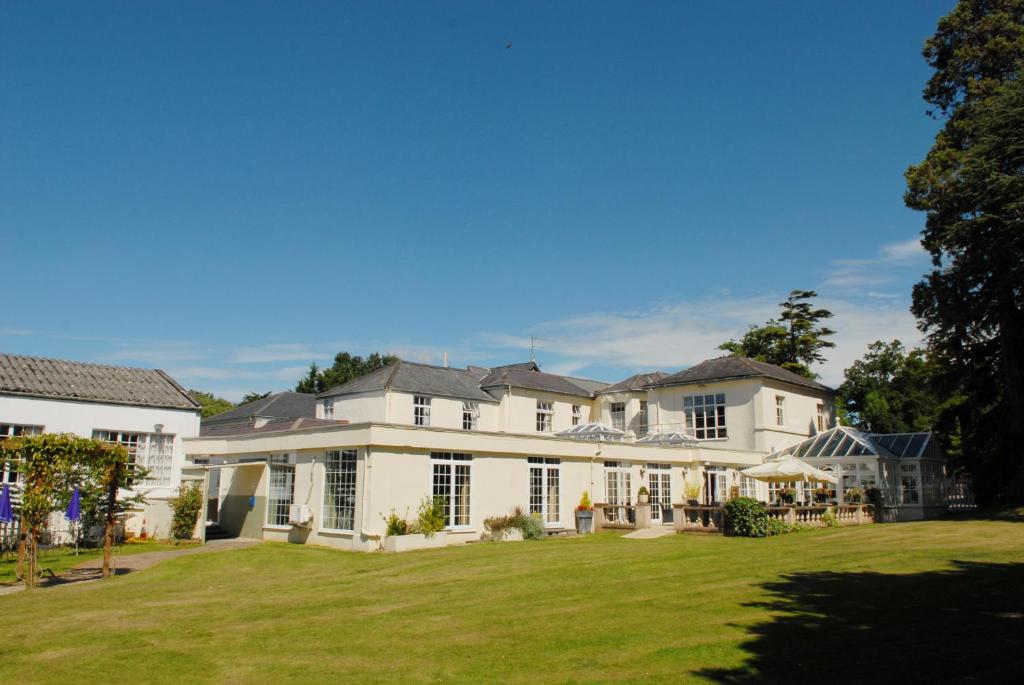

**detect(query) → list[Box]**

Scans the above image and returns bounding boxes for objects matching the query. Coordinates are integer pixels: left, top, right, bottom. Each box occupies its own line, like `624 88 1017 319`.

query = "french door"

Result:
648 464 673 524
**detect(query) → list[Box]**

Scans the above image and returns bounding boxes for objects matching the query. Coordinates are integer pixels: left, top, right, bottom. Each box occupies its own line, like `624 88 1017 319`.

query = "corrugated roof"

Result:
598 371 668 394
203 391 316 425
318 361 496 403
0 353 199 410
649 356 831 392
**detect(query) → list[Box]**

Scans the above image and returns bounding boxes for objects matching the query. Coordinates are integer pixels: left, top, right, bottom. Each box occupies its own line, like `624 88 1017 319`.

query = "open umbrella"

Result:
0 483 12 523
741 456 837 483
65 486 81 522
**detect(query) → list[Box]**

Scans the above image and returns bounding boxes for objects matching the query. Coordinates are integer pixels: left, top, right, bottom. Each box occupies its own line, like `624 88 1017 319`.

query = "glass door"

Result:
648 464 673 524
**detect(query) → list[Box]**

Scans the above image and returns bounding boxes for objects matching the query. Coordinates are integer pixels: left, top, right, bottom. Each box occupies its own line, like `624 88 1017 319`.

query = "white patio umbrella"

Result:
741 456 837 484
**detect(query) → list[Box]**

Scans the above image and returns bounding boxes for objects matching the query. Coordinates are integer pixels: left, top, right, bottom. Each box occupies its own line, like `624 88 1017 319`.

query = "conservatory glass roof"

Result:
556 423 625 441
770 426 937 460
636 432 699 447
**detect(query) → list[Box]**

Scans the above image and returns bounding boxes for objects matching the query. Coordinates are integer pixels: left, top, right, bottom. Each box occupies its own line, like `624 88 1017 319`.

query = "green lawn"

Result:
1 518 1022 683
0 540 183 584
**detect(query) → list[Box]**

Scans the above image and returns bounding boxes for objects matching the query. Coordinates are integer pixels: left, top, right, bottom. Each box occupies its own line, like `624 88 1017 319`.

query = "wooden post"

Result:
102 461 120 578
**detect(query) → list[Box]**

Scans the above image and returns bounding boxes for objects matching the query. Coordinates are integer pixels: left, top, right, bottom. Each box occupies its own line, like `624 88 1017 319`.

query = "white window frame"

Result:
528 457 561 527
266 453 295 528
321 449 357 532
775 395 785 426
462 401 479 431
816 404 827 432
683 393 727 440
0 423 43 484
431 452 472 529
536 401 553 432
92 429 176 487
323 399 335 420
414 395 431 427
647 463 671 521
610 402 626 431
571 405 581 426
638 400 649 436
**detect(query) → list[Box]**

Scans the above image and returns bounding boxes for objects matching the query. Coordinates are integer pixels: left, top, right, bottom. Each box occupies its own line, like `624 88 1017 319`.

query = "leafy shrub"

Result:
169 483 204 540
416 496 447 537
637 486 649 497
821 507 840 528
382 509 408 536
483 514 517 540
845 487 864 504
724 497 770 537
765 517 793 536
518 512 545 540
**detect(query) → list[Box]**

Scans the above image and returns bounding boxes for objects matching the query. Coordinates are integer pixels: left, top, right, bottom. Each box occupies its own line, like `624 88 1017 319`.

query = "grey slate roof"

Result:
200 417 345 437
648 356 832 392
479 363 604 399
318 361 497 403
0 353 199 410
203 391 316 425
598 371 669 394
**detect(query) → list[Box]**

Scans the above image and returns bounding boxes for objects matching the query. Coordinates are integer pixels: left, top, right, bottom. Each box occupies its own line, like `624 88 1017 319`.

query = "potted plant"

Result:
846 487 864 504
574 491 594 534
780 487 796 505
814 488 830 504
637 486 650 505
684 481 702 506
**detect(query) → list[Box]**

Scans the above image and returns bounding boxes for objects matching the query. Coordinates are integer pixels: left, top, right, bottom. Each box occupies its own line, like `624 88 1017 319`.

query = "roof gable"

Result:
0 353 199 410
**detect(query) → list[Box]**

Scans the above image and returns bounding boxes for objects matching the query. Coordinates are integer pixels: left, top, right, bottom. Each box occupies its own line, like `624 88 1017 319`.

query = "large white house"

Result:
185 356 916 552
0 353 201 538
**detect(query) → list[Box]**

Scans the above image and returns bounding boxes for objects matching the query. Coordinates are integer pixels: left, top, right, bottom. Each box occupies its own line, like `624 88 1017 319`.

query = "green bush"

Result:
724 497 770 537
169 483 204 540
382 509 408 536
416 496 447 537
821 506 840 528
517 511 546 540
765 517 793 536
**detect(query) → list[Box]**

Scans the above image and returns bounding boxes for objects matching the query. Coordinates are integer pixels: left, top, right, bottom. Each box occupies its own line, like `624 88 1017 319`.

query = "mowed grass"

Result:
0 540 182 584
1 518 1023 684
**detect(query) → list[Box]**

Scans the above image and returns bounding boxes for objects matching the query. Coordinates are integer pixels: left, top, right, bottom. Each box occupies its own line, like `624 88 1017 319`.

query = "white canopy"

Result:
741 456 837 484
556 423 626 441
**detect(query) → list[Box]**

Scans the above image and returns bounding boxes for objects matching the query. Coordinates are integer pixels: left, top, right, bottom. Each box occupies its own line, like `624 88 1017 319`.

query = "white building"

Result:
0 353 201 538
187 355 898 551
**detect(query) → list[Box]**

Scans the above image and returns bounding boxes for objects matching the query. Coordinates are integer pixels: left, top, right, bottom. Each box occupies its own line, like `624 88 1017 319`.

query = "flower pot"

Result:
638 494 649 505
575 509 594 534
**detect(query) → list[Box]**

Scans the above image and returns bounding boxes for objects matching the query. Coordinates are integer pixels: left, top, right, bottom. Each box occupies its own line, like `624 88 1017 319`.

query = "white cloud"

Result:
227 343 330 364
880 239 927 262
823 238 927 289
101 341 211 365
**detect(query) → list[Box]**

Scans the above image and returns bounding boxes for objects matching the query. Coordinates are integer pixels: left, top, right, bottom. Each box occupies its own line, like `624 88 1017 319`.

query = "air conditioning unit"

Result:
288 504 312 527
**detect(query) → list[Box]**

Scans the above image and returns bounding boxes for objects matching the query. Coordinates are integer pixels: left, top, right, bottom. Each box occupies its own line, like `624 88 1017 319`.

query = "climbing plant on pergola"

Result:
0 433 140 589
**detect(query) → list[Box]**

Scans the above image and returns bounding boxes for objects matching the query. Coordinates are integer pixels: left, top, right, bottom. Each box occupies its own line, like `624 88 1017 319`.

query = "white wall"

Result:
753 381 834 453
0 394 200 537
648 379 759 450
325 390 387 423
498 389 593 434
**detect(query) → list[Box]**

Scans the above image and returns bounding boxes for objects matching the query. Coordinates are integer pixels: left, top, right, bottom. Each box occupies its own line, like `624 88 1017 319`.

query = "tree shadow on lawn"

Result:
699 561 1024 683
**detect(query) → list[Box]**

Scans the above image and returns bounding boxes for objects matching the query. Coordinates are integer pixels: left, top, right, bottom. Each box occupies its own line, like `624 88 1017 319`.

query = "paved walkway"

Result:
0 538 259 596
622 527 677 540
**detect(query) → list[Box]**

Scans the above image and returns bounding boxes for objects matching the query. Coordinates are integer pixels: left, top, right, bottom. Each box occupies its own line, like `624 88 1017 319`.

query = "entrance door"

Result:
605 463 632 524
706 467 728 504
648 464 673 524
206 468 221 524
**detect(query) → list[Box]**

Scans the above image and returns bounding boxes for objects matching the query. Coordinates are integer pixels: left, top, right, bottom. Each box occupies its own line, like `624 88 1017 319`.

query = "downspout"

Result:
360 447 373 548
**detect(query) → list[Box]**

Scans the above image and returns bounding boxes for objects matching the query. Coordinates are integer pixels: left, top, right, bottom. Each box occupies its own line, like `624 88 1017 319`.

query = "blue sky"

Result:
0 2 951 400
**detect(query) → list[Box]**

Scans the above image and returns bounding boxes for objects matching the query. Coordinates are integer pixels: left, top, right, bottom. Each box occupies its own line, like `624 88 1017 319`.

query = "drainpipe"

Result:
360 447 372 548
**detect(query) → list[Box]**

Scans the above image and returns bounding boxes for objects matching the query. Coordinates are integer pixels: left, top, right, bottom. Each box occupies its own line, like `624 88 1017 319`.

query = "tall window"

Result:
638 401 649 436
604 461 632 505
1 424 43 484
816 404 827 432
267 453 294 526
683 394 727 439
414 395 431 426
900 464 920 504
323 399 335 420
536 401 553 432
647 463 671 521
571 405 581 426
529 457 560 525
93 430 175 487
462 401 479 430
432 452 472 527
775 395 785 426
610 402 625 431
739 475 757 499
322 450 357 530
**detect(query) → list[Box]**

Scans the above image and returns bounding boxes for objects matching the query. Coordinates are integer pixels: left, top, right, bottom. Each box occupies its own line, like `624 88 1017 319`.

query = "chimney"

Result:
443 352 449 368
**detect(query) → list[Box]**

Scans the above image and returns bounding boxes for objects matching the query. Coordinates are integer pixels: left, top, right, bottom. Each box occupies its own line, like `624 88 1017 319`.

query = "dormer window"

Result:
536 401 553 432
462 401 479 430
414 395 431 426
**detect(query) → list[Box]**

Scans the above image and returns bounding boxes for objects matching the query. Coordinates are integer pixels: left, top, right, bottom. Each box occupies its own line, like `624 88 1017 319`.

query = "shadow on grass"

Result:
699 561 1024 683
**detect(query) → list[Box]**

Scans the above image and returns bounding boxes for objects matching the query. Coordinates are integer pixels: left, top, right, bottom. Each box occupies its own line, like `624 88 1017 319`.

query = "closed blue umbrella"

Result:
65 486 81 522
0 484 12 523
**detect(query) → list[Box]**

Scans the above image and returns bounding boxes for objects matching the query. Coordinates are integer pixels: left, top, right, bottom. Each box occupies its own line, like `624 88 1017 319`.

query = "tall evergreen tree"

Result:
719 290 836 379
905 0 1024 502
